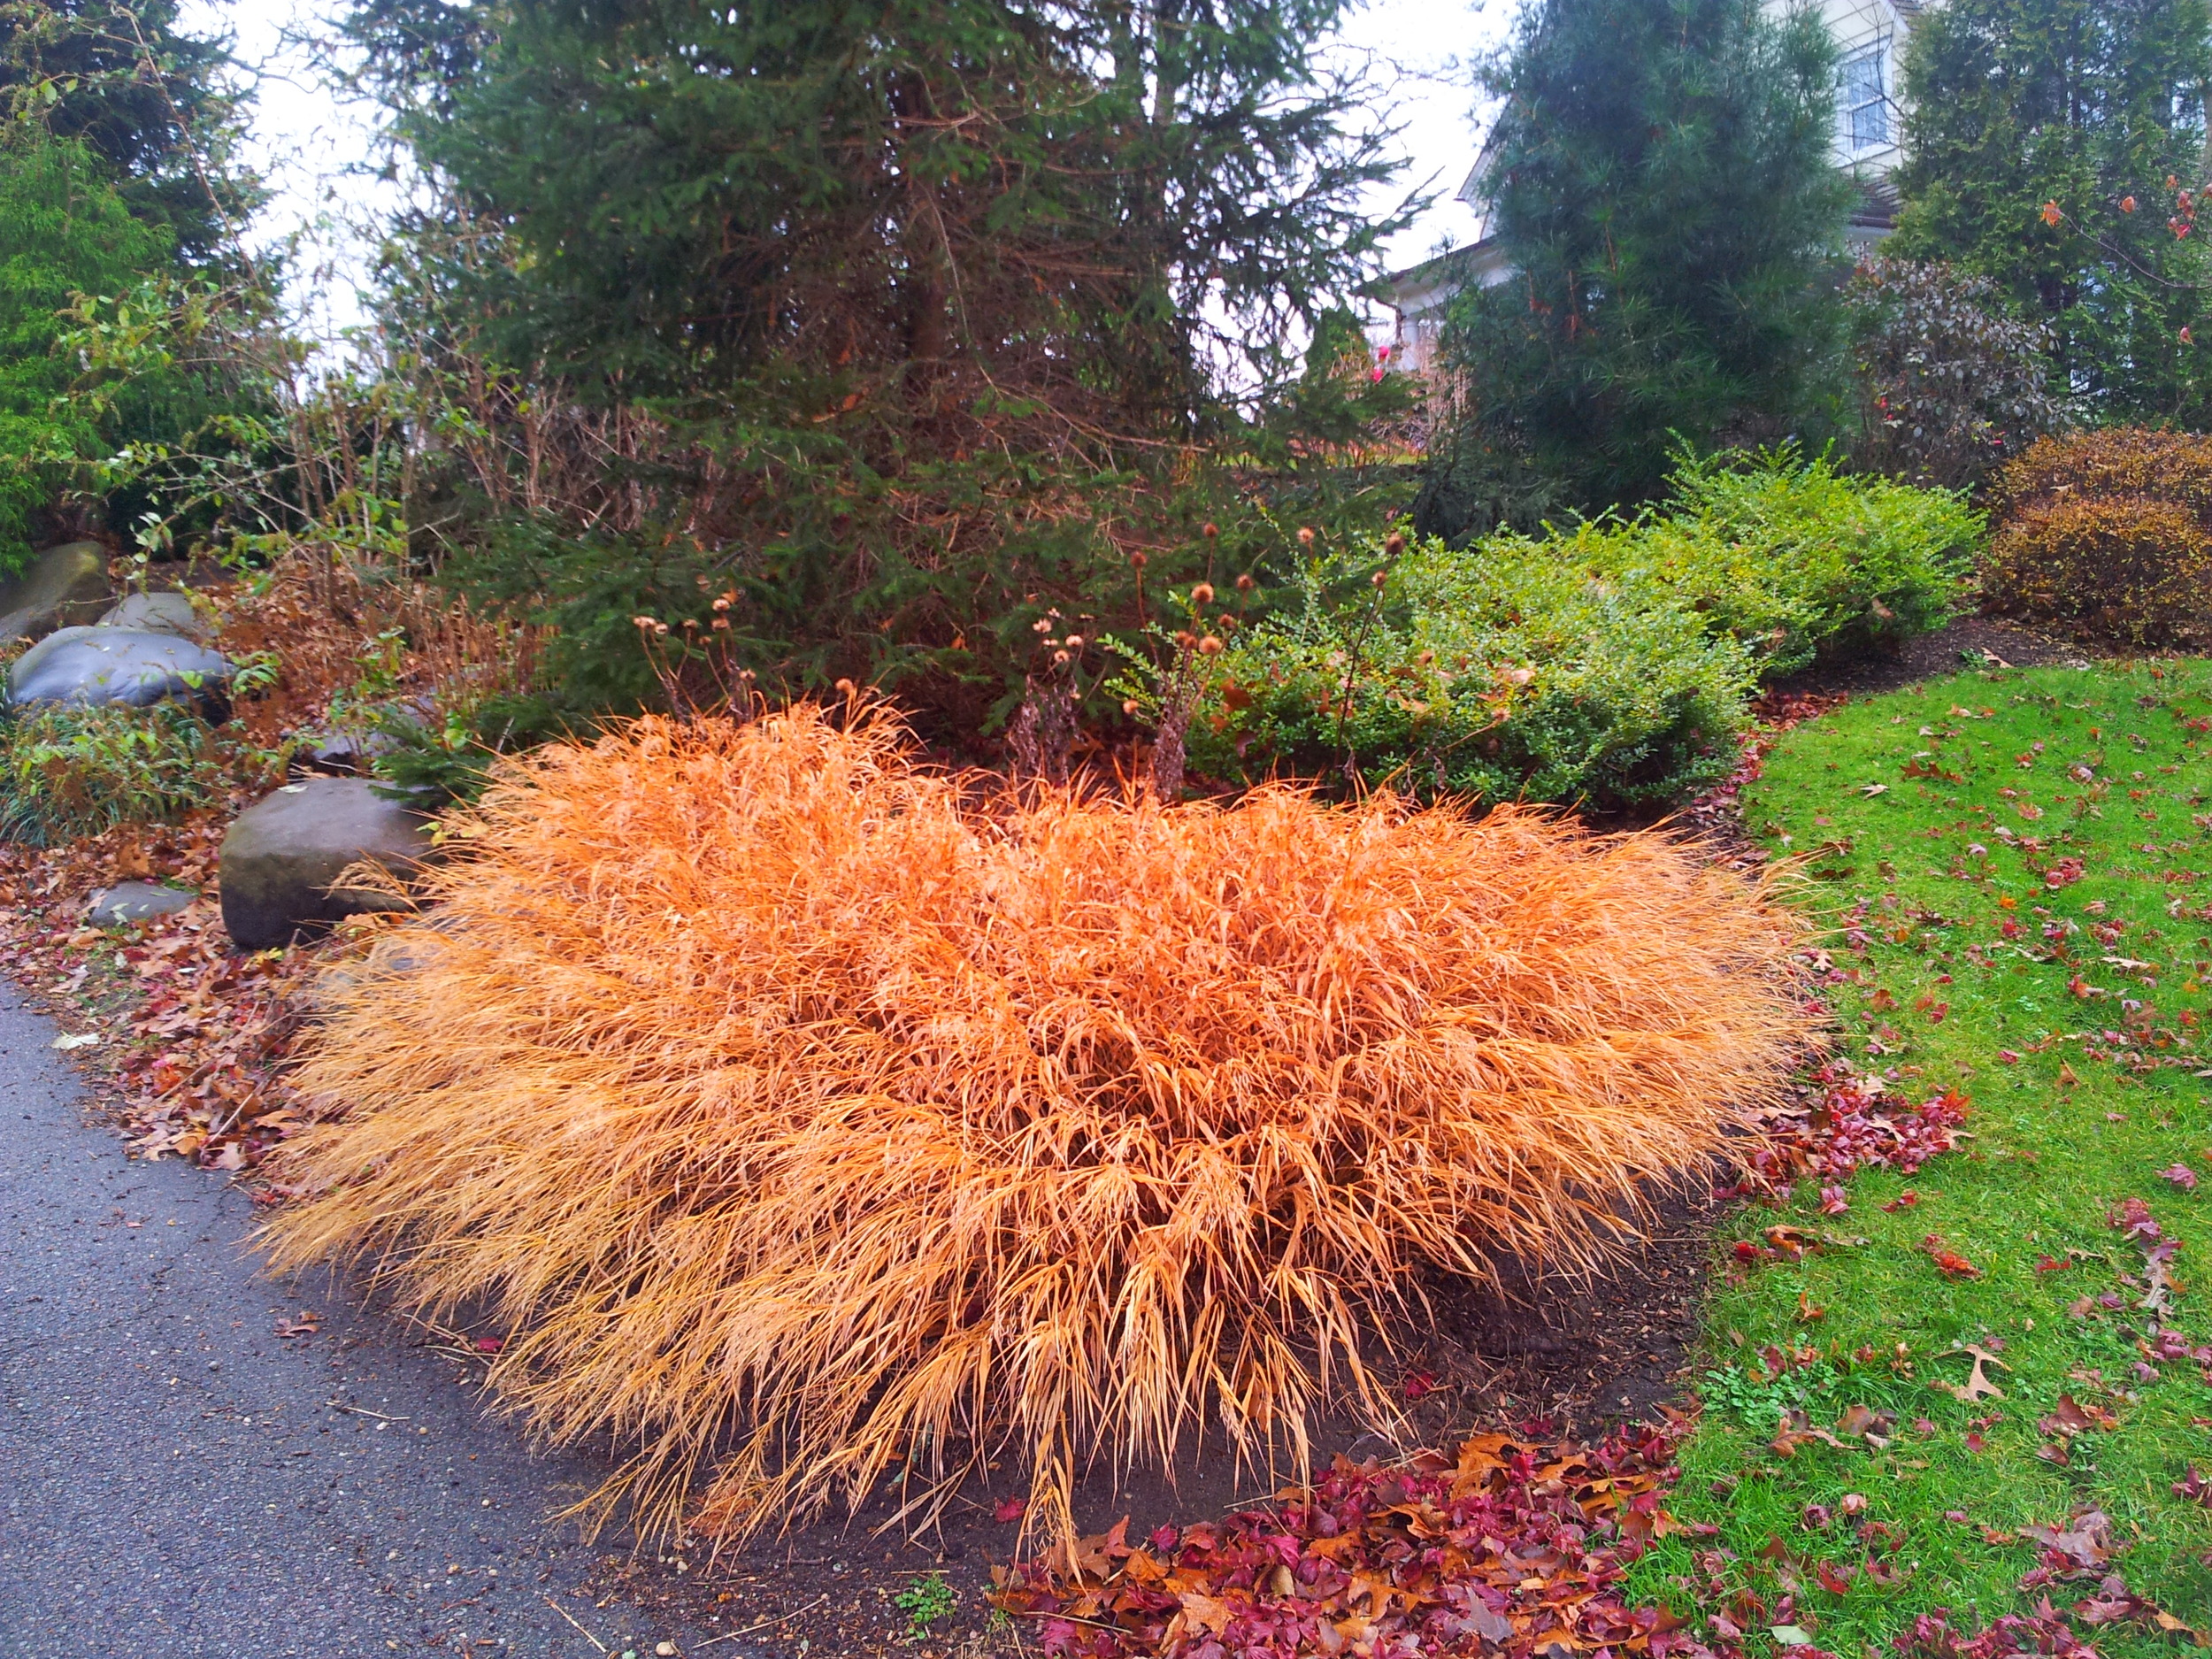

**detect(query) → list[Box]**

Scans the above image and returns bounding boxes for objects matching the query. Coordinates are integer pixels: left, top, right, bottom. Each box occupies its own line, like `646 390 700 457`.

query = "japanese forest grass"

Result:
259 703 1811 1548
1625 664 2212 1650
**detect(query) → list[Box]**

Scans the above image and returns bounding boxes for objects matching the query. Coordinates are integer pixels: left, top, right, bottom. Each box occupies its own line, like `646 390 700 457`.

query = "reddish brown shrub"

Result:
261 704 1809 1545
1985 430 2212 643
1994 426 2212 507
213 550 547 749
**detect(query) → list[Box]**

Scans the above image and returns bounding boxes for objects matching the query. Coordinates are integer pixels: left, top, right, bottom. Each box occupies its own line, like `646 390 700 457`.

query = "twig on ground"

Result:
691 1594 831 1647
542 1594 610 1653
326 1400 410 1422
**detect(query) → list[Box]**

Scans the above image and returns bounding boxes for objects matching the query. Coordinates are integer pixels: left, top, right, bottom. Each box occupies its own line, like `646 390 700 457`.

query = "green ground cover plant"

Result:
1183 533 1757 809
1560 449 1983 678
1626 662 2212 1651
0 701 227 844
1185 457 1974 810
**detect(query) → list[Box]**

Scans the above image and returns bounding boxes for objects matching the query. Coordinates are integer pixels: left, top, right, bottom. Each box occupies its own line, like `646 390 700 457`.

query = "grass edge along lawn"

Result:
1625 661 2212 1657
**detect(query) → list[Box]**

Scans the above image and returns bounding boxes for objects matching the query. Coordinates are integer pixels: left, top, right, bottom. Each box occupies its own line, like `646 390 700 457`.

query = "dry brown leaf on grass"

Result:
260 703 1814 1548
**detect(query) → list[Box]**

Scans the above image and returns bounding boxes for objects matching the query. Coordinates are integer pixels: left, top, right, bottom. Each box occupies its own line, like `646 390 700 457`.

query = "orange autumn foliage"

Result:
261 704 1809 1545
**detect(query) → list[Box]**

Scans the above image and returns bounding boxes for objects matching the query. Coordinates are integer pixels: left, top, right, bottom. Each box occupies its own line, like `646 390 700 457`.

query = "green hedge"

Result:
1557 449 1982 676
1184 538 1756 810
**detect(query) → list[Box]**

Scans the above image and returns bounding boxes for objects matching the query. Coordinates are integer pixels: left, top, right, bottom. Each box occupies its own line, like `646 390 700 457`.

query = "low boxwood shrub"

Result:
1183 536 1756 810
1985 429 2212 644
0 702 227 845
1561 449 1982 677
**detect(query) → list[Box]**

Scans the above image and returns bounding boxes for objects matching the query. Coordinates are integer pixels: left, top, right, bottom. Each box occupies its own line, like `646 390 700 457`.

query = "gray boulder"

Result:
0 542 111 644
303 726 398 774
87 881 199 926
219 778 441 950
7 626 235 710
97 590 210 640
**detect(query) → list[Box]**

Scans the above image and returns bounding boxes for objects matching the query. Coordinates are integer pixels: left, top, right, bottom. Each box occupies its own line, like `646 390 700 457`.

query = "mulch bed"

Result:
1764 614 2090 700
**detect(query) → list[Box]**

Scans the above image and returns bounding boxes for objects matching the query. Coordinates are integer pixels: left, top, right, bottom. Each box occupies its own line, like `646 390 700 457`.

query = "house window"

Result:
1840 47 1889 150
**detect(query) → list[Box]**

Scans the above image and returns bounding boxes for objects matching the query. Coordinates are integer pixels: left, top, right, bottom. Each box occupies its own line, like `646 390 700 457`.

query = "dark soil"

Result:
1767 612 2092 699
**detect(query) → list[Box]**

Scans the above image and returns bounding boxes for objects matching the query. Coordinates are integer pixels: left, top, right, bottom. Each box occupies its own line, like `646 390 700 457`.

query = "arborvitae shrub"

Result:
1985 430 2212 644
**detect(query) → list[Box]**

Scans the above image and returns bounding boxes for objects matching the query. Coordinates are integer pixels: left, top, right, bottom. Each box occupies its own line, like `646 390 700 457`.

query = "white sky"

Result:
188 0 1512 336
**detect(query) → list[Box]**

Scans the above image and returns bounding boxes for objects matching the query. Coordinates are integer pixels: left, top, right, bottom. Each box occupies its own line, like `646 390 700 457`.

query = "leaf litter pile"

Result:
0 818 318 1170
993 1420 1699 1659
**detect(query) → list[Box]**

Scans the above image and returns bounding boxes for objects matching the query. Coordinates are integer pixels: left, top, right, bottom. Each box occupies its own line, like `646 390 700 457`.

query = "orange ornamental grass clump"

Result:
262 703 1810 1546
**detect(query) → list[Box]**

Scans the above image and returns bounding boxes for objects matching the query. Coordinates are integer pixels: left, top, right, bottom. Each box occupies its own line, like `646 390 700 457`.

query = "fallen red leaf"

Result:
1922 1234 1981 1278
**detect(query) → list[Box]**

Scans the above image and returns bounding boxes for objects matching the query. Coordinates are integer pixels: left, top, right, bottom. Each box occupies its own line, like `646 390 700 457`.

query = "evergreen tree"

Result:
1889 0 2212 425
0 127 177 568
0 0 249 261
1425 0 1855 528
354 0 1399 426
341 0 1411 723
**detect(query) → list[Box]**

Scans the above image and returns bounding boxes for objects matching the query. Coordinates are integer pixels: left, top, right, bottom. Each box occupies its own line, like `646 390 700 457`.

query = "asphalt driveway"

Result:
0 984 724 1657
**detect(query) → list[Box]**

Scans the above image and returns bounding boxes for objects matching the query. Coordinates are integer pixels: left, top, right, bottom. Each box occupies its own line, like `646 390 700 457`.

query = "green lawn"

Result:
1625 661 2212 1654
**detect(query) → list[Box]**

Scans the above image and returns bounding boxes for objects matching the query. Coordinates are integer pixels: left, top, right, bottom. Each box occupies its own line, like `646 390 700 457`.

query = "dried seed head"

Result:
1121 698 1140 716
1217 614 1237 631
712 596 732 611
1033 618 1054 634
1051 649 1070 665
1235 573 1254 593
1172 630 1197 651
711 618 730 631
1297 526 1316 548
834 678 856 695
1201 521 1218 540
1191 583 1216 606
634 615 656 630
1384 533 1406 557
1371 571 1387 589
1197 635 1224 656
1130 551 1148 570
1063 634 1084 650
682 618 699 629
654 622 671 637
